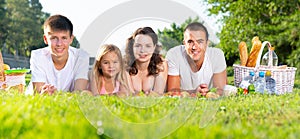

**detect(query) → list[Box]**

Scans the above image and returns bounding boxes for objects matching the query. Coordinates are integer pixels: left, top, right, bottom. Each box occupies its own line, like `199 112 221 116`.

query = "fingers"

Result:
196 84 209 96
41 84 57 95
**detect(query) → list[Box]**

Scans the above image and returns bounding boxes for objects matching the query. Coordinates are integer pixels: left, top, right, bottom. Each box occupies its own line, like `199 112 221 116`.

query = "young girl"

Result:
89 44 130 95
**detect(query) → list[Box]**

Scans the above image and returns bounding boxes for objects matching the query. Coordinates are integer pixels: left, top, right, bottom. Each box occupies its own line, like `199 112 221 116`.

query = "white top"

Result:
166 45 226 90
27 46 89 93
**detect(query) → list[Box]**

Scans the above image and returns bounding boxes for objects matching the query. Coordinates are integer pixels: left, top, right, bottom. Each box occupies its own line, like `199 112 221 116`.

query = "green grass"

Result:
25 74 31 85
0 75 298 138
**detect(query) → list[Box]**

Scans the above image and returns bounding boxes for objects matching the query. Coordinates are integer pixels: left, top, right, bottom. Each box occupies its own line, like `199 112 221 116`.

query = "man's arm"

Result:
73 49 89 92
167 75 181 92
33 82 57 95
212 69 227 95
32 82 45 94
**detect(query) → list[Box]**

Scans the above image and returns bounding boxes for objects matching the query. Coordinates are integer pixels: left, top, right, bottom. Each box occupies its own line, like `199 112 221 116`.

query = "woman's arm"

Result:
153 60 168 94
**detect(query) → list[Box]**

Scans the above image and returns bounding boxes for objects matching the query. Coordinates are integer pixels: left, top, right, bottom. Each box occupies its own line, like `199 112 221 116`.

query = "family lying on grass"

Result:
26 14 227 97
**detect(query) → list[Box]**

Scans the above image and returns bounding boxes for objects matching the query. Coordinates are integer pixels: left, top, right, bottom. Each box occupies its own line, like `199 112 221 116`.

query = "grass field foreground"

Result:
0 76 299 138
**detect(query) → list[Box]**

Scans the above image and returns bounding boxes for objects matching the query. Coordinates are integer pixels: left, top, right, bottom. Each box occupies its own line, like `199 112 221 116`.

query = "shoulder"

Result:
31 47 49 55
69 47 89 58
207 47 225 57
166 45 184 58
31 47 50 59
167 45 184 53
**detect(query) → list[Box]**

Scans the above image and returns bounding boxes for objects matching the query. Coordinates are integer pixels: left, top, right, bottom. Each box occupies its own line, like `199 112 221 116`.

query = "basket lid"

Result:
5 69 30 75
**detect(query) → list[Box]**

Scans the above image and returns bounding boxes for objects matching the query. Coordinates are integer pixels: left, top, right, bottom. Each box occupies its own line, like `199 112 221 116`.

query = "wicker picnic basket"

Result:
0 52 27 93
233 41 297 94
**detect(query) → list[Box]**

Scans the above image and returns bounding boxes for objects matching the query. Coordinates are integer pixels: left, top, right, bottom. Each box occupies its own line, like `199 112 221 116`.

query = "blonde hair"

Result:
93 44 128 92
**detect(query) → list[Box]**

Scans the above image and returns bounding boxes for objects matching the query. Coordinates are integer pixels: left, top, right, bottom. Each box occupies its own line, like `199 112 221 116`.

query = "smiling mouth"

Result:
108 70 116 73
139 54 147 58
190 50 200 55
56 48 64 53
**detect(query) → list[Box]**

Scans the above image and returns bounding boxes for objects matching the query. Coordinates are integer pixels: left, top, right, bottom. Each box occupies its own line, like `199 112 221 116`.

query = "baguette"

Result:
238 41 248 66
246 36 262 67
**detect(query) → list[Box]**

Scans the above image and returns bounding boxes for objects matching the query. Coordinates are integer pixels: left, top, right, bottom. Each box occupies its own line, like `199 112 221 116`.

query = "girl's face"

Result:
100 52 121 78
133 34 156 63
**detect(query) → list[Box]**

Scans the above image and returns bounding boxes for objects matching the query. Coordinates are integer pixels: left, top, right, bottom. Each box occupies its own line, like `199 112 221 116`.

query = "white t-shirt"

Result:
27 46 89 94
166 45 226 90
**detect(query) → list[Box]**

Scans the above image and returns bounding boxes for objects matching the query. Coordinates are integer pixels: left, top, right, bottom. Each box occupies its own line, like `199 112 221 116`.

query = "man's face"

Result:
183 30 208 62
43 27 73 58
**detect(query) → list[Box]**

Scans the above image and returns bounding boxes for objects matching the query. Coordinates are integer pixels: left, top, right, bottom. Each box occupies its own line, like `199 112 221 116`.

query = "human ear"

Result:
69 35 74 45
43 35 48 45
206 40 210 47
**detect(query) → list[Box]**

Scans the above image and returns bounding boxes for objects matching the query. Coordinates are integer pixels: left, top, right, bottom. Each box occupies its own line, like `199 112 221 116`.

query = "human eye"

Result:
146 44 153 48
62 37 68 40
187 40 194 44
62 37 69 43
197 40 204 44
50 37 58 41
133 44 140 47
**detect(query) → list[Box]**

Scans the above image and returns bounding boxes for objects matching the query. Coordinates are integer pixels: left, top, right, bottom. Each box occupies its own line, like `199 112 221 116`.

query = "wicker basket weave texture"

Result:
233 41 297 94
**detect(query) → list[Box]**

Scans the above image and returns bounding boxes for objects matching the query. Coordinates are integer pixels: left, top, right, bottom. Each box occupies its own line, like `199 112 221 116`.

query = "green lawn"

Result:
0 75 299 139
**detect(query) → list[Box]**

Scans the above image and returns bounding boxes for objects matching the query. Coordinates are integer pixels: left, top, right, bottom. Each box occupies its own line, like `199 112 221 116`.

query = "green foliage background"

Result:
157 1 299 75
206 0 300 73
0 0 80 57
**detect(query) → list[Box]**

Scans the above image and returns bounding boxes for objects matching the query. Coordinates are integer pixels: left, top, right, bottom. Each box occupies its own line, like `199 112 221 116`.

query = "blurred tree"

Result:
25 0 48 55
0 0 8 51
206 0 300 67
157 17 200 52
5 0 49 57
71 36 80 48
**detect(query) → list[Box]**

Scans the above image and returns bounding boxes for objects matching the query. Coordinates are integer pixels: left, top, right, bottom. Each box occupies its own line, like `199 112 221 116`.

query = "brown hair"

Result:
184 22 209 41
124 27 163 76
43 14 73 37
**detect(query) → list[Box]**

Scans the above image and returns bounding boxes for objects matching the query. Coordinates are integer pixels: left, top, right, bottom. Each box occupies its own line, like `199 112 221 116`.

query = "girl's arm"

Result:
119 71 135 96
88 70 99 96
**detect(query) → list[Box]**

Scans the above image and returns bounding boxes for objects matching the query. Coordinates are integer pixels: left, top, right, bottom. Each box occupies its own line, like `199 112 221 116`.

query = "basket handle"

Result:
255 41 272 68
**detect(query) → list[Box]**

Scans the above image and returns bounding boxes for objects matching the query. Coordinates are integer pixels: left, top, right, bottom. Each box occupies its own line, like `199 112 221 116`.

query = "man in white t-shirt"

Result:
166 22 227 96
27 15 89 95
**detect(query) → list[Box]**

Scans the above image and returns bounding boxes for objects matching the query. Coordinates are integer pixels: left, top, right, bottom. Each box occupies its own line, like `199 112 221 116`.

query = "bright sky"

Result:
39 0 222 57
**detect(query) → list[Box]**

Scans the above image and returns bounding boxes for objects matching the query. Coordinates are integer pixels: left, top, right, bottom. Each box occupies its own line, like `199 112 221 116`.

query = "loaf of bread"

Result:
246 36 262 67
238 41 248 66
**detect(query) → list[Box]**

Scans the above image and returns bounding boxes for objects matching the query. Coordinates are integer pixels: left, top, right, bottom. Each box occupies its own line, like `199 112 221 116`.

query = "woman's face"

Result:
100 52 121 78
133 34 156 63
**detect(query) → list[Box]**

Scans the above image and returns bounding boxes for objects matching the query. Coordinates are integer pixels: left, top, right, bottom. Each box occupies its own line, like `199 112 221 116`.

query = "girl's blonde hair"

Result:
93 44 128 92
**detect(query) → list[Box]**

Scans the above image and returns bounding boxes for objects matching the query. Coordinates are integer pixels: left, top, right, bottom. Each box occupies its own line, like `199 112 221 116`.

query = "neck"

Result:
136 61 149 73
102 75 115 81
187 56 204 72
52 54 68 70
